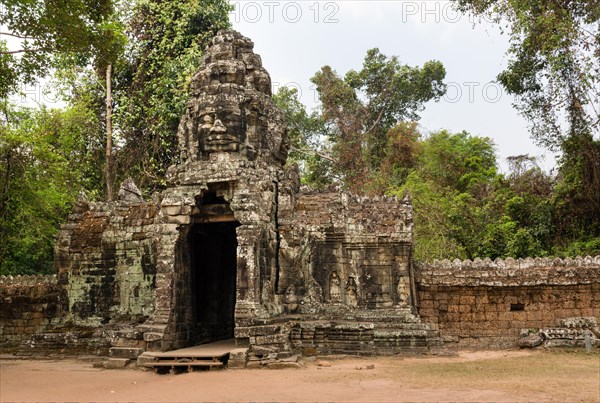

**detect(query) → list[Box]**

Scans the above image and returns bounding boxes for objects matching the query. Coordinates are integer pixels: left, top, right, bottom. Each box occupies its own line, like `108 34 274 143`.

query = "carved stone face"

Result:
198 110 244 153
177 30 288 165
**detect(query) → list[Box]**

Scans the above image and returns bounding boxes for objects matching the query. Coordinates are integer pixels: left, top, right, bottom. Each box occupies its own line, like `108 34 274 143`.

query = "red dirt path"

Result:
2 350 599 402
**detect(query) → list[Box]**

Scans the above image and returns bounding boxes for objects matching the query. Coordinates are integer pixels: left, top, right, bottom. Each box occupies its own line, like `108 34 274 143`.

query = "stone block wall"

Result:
55 199 159 326
416 256 600 348
0 275 67 350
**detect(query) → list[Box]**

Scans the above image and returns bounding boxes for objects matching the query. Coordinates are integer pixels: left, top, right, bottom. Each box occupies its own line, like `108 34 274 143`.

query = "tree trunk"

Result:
105 64 114 201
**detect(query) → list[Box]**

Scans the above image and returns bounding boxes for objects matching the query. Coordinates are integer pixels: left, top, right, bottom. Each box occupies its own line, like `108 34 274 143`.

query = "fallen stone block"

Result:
266 361 302 369
245 360 263 369
518 334 543 348
103 358 131 369
559 317 597 329
228 347 249 369
109 347 144 359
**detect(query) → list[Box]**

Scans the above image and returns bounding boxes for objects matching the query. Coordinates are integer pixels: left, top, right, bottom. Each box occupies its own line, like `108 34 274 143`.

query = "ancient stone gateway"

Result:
2 30 598 366
51 30 441 363
153 30 439 357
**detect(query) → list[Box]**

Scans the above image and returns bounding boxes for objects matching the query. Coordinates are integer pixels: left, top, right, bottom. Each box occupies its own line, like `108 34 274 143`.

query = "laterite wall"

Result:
416 257 600 348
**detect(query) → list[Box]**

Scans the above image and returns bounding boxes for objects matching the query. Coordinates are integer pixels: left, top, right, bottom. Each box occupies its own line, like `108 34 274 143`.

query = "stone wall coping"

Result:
417 256 600 271
416 256 600 287
0 274 58 285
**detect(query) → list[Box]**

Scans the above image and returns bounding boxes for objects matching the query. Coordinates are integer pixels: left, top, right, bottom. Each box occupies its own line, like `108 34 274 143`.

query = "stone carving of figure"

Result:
285 285 299 313
346 277 358 308
261 279 283 314
396 275 410 306
262 279 273 305
329 271 342 303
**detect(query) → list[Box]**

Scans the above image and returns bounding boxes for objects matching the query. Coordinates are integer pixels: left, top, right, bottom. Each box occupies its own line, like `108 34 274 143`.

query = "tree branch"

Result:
0 48 46 55
364 105 388 136
290 146 336 163
0 32 35 40
363 75 394 135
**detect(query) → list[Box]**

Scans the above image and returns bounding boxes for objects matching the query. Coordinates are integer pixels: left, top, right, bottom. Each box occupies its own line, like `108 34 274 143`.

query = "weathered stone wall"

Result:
230 188 448 360
55 197 159 326
0 274 123 355
277 190 416 313
416 256 600 348
0 275 66 351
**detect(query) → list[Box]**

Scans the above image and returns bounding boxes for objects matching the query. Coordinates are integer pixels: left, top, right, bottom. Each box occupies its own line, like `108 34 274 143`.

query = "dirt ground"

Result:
1 349 599 402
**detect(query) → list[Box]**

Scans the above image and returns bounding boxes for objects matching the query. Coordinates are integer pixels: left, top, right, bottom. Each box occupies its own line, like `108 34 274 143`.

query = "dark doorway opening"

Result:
188 221 239 345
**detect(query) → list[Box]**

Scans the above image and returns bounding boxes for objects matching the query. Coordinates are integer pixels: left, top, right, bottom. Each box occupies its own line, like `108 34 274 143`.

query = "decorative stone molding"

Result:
0 274 57 285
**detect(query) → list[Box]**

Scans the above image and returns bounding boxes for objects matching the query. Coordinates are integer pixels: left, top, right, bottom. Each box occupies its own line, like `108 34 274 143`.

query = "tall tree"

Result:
456 0 600 247
311 48 446 193
456 0 599 149
1 0 126 199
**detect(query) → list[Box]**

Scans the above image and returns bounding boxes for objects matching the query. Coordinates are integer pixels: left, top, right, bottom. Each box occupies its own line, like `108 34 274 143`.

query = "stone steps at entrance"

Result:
138 339 236 373
142 359 224 373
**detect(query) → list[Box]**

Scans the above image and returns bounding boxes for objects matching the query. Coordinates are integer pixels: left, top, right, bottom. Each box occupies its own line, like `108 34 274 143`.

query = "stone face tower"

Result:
158 30 290 349
54 30 441 360
174 30 288 170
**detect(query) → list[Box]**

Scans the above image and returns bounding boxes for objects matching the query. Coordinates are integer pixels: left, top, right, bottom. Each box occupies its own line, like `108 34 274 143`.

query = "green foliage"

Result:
273 87 333 189
0 104 102 274
455 0 599 151
388 130 557 261
310 49 446 193
417 130 497 193
551 134 600 241
452 0 600 259
0 41 17 97
116 0 231 189
399 172 465 260
555 238 600 257
0 0 122 98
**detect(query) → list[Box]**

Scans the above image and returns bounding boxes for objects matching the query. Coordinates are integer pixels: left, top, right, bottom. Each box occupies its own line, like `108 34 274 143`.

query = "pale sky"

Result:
231 0 557 173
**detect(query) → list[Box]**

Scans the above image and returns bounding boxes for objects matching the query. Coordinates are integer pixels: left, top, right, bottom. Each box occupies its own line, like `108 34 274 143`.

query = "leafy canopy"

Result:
310 48 446 193
0 0 124 97
116 0 232 189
